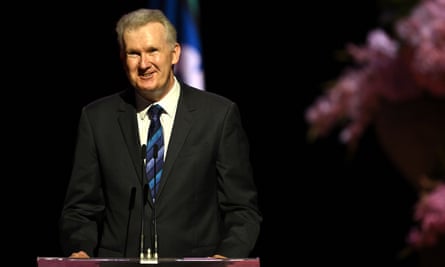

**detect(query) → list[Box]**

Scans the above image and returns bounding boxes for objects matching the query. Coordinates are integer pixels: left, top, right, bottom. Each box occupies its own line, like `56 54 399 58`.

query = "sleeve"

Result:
215 102 262 257
58 107 105 257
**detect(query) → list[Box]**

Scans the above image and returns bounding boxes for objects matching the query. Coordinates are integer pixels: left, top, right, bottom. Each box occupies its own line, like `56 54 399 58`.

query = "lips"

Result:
141 72 154 79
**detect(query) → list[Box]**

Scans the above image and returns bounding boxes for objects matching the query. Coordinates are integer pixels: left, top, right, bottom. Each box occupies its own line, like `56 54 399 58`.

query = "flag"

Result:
148 0 205 90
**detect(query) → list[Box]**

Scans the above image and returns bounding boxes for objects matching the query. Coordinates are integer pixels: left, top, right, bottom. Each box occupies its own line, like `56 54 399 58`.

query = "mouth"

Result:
140 72 154 79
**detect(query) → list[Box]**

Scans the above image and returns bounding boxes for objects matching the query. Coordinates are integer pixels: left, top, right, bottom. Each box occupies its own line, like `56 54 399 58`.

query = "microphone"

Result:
140 144 158 264
140 144 147 261
124 187 136 257
152 144 159 260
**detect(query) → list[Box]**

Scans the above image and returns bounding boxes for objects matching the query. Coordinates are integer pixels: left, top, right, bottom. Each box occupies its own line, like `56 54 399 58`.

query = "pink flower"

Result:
396 0 445 97
407 184 445 248
305 0 445 147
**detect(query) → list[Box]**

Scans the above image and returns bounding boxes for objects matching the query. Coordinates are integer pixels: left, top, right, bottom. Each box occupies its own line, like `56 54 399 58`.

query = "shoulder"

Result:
178 82 244 125
82 89 135 114
180 82 235 109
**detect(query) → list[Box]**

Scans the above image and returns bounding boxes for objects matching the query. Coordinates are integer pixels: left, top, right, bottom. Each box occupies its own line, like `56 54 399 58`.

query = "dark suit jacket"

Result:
59 82 262 258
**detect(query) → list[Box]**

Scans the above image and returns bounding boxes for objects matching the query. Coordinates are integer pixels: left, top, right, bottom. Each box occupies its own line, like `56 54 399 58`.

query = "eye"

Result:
127 52 140 58
147 48 158 53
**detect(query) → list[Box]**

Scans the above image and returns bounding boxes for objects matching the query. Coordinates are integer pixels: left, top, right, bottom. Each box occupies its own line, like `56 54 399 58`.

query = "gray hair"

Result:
115 8 178 51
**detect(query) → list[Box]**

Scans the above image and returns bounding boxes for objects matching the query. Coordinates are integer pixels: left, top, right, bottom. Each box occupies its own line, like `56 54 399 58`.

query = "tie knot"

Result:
148 104 163 120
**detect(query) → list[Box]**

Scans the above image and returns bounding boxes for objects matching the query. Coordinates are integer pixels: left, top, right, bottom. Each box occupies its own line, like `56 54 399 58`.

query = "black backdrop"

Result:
6 1 418 267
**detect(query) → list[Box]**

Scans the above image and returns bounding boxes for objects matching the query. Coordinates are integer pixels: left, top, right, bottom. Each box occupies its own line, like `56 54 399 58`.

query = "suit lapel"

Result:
117 91 144 185
156 86 195 199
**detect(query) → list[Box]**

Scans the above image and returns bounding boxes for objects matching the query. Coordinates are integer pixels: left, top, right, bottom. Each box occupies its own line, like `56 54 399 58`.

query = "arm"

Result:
214 103 262 257
59 108 105 257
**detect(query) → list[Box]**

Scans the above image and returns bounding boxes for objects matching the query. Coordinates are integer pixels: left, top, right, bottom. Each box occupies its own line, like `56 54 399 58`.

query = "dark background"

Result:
5 1 419 267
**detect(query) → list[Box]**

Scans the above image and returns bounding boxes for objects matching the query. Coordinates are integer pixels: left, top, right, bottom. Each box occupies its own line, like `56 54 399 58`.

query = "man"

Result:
59 8 262 259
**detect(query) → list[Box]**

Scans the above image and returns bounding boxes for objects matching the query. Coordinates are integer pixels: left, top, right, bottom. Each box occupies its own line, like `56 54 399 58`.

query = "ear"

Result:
172 43 181 65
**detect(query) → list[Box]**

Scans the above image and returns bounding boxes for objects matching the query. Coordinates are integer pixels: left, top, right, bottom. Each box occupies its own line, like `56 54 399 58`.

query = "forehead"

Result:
124 22 165 38
123 22 167 45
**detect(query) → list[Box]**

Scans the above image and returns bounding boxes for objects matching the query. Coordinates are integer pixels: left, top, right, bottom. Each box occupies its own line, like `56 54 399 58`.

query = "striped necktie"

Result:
146 104 164 201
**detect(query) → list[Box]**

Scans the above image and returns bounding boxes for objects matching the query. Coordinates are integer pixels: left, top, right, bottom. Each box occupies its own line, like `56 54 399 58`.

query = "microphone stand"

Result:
140 144 158 264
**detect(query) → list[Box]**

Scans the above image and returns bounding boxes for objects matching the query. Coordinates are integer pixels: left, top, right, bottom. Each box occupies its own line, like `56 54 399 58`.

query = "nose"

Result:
139 54 151 68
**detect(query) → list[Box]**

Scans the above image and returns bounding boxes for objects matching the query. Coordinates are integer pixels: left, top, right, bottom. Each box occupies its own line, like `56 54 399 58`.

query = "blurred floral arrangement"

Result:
305 0 445 147
304 0 445 256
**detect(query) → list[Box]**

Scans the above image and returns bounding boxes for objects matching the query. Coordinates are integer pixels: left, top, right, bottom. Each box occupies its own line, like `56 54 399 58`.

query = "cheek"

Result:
125 60 139 72
126 58 136 66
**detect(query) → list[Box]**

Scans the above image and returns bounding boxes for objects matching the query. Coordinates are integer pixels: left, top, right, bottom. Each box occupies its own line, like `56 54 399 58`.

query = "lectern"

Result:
37 257 260 267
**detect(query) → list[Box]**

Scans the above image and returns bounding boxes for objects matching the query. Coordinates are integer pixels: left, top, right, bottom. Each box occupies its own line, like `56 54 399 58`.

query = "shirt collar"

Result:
137 77 180 120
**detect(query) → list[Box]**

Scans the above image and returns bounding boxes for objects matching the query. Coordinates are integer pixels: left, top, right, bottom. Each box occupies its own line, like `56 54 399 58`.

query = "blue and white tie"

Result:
146 104 164 201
